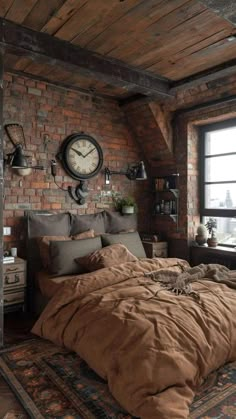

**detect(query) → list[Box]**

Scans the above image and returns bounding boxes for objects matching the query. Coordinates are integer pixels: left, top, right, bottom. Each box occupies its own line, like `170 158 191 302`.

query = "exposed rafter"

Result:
170 58 236 93
200 0 236 26
0 18 172 100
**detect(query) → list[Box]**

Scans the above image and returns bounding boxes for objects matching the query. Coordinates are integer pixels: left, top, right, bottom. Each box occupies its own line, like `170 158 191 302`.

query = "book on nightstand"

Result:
3 256 15 264
139 232 161 242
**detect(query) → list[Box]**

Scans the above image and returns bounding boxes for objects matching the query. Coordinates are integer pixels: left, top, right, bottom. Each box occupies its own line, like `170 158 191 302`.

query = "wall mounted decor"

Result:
4 124 44 175
104 161 147 185
54 133 103 205
57 133 103 180
51 159 89 206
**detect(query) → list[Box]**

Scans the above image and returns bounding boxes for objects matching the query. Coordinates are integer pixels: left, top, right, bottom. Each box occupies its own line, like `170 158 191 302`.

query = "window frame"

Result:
199 118 236 247
199 118 236 219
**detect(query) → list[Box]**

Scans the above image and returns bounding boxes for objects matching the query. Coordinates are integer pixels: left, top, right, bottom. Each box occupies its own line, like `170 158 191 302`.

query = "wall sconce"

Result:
104 161 147 185
51 160 88 205
4 124 45 175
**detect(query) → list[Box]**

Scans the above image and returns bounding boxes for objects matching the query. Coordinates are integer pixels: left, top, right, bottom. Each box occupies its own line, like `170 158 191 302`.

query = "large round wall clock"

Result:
58 133 103 180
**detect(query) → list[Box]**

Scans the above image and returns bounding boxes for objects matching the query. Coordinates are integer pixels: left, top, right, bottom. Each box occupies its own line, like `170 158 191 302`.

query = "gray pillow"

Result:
28 212 71 237
70 212 106 235
27 212 71 273
101 232 146 258
104 211 137 233
49 236 102 276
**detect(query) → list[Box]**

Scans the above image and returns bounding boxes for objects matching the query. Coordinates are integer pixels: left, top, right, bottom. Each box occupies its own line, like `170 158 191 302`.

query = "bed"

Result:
25 211 236 418
25 209 138 312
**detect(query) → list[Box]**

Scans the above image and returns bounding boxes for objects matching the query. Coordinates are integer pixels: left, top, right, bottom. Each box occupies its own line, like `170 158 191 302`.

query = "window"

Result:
200 119 236 246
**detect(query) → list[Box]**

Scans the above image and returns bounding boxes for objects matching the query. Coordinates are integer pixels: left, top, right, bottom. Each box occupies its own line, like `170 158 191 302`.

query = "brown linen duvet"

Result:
32 258 236 419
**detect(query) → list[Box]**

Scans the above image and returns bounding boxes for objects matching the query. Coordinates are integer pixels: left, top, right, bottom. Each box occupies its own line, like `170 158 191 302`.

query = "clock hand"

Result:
71 148 84 157
83 148 95 158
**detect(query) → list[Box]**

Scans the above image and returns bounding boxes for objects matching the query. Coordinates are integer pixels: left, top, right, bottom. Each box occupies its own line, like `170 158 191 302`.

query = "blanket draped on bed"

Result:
32 258 236 419
145 262 236 297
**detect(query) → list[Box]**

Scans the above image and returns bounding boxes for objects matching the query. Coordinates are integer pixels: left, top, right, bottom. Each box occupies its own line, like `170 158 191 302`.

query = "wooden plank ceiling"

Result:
1 0 236 100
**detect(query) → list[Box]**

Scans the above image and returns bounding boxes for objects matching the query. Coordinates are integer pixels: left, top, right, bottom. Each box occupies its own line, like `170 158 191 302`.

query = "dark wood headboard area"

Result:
25 210 70 311
24 209 138 311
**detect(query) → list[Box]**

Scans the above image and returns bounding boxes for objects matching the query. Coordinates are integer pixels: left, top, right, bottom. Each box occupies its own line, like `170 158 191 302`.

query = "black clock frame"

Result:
58 133 103 180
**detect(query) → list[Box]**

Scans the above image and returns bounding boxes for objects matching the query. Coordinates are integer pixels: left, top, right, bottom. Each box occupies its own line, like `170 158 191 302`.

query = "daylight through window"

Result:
200 119 236 246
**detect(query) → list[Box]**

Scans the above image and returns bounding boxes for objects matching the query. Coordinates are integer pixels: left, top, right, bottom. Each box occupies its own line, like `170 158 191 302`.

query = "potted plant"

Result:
195 224 208 246
205 218 218 247
113 194 137 214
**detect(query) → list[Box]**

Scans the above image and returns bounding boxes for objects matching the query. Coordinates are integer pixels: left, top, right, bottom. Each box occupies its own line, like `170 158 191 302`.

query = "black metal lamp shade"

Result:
11 144 29 168
130 161 147 180
9 145 44 171
4 124 45 172
104 161 147 184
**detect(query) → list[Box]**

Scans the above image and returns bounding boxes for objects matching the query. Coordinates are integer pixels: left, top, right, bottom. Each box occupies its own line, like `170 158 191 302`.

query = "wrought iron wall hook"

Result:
51 159 89 205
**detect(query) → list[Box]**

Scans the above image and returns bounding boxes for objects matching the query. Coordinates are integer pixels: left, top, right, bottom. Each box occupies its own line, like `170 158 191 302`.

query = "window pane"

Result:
205 155 236 182
203 216 236 246
205 183 236 209
205 126 236 155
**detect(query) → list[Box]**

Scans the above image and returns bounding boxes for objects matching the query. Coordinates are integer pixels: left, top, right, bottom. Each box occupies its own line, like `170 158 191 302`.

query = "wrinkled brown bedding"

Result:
32 258 236 419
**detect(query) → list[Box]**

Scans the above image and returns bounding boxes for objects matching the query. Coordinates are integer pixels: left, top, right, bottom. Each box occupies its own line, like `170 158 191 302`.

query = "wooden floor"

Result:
0 312 35 419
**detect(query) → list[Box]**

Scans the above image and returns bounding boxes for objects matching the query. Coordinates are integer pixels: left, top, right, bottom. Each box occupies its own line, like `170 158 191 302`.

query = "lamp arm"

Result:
104 161 147 184
31 165 45 170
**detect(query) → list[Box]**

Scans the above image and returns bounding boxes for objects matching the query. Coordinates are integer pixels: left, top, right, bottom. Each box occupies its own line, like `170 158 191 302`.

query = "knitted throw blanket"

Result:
145 263 236 298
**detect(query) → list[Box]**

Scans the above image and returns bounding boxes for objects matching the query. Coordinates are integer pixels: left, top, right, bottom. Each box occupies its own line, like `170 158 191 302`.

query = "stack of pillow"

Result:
28 210 147 277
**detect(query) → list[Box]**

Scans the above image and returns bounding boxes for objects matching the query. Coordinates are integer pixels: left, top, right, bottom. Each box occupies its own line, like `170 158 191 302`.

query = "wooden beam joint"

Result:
0 18 172 99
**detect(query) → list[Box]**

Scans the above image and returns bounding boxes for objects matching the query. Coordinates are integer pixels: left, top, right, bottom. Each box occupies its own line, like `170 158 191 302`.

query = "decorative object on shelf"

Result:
205 218 218 247
154 176 179 228
57 132 103 180
105 161 147 185
195 224 208 246
50 160 88 205
112 194 137 214
154 174 179 191
4 123 45 176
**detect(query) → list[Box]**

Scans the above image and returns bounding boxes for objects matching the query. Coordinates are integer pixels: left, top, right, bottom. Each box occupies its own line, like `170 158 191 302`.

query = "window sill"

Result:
191 245 236 268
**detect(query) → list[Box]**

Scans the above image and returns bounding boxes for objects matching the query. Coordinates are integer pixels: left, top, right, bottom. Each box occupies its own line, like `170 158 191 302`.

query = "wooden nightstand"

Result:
3 257 27 312
142 241 168 258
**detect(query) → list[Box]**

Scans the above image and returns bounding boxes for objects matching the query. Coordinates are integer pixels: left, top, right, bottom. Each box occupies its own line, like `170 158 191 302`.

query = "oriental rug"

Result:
0 338 235 418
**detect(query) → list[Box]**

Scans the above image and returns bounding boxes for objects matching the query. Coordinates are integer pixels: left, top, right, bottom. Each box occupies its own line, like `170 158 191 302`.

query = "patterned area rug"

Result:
3 412 27 419
0 339 236 419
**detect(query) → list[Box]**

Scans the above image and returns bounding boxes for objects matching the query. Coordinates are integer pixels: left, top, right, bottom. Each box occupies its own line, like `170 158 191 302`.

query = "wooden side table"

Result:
3 257 27 312
142 241 168 258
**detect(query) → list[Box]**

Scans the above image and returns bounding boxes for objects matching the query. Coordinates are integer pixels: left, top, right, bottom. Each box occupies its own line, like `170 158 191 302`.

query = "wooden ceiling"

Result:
1 0 236 101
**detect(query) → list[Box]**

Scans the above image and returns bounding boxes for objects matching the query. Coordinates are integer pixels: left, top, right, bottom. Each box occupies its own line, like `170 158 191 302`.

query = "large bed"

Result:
25 211 236 418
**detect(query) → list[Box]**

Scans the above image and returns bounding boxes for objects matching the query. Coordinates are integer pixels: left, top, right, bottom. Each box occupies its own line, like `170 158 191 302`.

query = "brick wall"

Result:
4 72 236 259
3 73 150 253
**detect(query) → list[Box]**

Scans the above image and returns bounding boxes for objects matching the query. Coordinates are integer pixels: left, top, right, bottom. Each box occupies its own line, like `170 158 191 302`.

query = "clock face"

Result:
60 134 103 180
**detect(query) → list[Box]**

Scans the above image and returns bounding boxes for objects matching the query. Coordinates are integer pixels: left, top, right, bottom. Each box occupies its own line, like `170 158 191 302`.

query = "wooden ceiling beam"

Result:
0 18 172 99
200 1 236 26
170 57 236 92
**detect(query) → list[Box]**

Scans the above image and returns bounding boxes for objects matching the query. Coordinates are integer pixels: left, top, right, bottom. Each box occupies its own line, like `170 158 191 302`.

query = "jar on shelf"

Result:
164 201 171 215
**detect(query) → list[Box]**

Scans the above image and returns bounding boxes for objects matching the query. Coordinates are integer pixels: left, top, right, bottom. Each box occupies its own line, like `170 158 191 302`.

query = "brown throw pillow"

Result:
76 243 138 272
72 229 95 240
37 235 70 270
